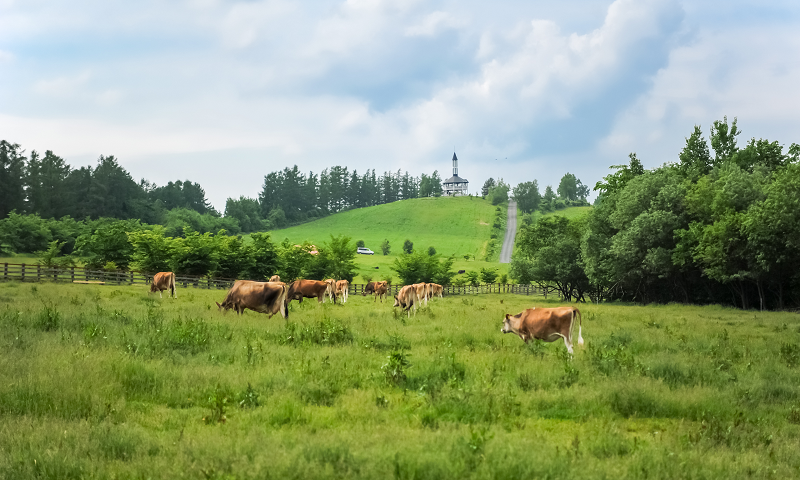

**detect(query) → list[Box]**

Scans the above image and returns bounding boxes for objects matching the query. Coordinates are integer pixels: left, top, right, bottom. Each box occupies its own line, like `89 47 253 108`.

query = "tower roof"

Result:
452 152 458 162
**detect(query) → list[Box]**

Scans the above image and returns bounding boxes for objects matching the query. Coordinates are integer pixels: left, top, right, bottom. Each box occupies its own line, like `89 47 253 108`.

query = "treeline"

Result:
12 214 359 282
0 140 448 235
511 117 800 310
0 142 217 224
252 166 443 226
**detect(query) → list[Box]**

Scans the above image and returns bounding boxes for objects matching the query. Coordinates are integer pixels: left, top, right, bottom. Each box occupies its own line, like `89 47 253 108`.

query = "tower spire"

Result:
452 152 458 176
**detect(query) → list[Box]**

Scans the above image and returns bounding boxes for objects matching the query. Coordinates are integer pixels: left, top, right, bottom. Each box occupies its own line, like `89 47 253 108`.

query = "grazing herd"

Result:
149 272 587 353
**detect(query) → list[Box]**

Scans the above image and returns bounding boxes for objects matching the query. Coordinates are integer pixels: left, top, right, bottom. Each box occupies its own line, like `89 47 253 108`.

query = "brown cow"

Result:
412 283 427 307
323 278 337 303
393 285 418 317
501 307 584 354
363 281 388 302
428 283 443 299
335 279 349 303
150 272 176 298
216 280 288 319
269 275 281 282
287 280 332 305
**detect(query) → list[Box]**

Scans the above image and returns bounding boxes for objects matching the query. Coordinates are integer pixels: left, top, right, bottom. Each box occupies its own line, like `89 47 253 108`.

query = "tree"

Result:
380 239 391 255
557 173 579 201
224 196 263 233
215 235 254 279
710 116 741 165
25 150 72 218
677 125 712 180
594 153 645 197
488 179 510 205
513 216 590 301
427 246 436 256
129 226 175 273
481 178 496 197
479 267 498 284
403 239 413 254
170 229 219 277
0 140 26 218
540 186 556 212
245 232 280 281
323 235 358 282
356 239 365 248
391 251 455 285
513 181 541 214
75 220 140 270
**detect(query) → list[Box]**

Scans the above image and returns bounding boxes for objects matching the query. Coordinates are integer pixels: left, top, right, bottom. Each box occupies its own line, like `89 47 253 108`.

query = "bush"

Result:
428 246 436 256
479 267 498 284
380 239 391 255
356 239 365 248
403 239 414 254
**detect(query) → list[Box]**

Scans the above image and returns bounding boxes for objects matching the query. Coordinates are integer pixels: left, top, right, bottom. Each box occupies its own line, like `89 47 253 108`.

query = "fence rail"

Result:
0 263 544 297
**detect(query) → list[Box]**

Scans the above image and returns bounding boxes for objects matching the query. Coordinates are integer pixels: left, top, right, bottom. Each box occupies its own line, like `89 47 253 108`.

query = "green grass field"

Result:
1 280 799 479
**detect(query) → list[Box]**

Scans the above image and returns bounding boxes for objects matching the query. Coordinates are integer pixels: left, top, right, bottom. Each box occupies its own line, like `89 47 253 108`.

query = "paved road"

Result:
499 200 517 263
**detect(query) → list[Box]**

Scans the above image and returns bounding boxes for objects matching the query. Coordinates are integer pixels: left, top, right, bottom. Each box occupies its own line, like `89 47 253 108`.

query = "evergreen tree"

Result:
0 140 26 218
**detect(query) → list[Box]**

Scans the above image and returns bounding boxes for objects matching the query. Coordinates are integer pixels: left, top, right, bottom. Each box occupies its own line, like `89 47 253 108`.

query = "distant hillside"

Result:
269 196 497 259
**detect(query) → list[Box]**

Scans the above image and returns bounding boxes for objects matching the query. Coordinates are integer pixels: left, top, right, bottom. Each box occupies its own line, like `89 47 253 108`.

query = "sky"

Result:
2 0 799 211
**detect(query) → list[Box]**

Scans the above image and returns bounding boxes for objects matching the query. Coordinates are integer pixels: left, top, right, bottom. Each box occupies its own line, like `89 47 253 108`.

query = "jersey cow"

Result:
363 281 388 302
287 280 332 305
150 272 176 298
335 280 349 303
269 275 281 282
427 283 443 299
216 280 288 319
501 307 584 354
393 285 418 317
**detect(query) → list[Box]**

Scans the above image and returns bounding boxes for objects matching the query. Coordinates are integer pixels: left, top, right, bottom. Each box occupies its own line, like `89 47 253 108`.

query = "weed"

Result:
237 383 260 409
203 384 232 424
268 399 307 427
556 348 579 388
589 333 638 375
687 412 773 449
383 350 411 386
82 322 107 344
303 444 361 476
281 318 354 346
463 425 493 469
517 373 538 392
375 393 389 408
780 342 800 367
35 304 61 331
788 406 800 424
523 339 547 357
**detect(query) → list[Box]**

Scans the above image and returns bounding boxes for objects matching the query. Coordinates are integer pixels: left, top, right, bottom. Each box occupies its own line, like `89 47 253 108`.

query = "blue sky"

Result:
2 0 799 210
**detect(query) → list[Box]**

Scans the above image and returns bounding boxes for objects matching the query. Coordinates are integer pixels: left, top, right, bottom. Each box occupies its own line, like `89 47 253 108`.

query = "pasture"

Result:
1 280 799 479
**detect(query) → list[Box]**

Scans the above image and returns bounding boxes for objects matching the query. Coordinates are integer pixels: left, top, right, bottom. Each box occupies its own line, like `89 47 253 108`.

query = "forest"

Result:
511 117 800 310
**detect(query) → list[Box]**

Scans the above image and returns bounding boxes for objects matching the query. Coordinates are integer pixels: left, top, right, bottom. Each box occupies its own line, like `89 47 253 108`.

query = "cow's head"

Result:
393 295 402 308
501 314 513 334
149 283 158 293
216 301 233 313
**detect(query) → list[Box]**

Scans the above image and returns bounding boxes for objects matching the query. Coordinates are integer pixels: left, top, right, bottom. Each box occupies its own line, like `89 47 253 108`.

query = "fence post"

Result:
3 263 7 281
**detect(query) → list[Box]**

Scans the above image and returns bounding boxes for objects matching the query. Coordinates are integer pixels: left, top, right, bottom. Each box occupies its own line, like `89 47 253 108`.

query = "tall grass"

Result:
0 281 799 478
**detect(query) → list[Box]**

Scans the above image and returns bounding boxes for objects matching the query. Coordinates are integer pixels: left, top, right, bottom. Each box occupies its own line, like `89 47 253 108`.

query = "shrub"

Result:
403 239 413 254
356 239 365 248
380 239 390 255
382 350 411 386
479 267 498 284
428 246 436 256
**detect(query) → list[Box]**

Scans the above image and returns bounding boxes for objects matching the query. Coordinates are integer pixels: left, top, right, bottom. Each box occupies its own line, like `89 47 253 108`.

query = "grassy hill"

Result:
268 196 503 283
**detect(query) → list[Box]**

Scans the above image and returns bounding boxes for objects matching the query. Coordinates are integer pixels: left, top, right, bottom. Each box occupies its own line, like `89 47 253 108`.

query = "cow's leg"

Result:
159 290 163 298
563 336 574 355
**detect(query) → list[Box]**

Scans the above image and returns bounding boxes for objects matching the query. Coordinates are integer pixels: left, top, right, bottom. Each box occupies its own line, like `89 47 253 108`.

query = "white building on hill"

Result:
442 152 469 196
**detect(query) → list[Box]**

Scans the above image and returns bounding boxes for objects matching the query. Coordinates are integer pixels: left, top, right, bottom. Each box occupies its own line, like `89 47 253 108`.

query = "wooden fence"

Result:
0 263 544 297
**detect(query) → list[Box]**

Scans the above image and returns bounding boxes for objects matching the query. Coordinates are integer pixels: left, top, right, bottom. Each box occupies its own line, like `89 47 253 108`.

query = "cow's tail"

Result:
169 272 177 298
280 284 289 319
574 307 584 346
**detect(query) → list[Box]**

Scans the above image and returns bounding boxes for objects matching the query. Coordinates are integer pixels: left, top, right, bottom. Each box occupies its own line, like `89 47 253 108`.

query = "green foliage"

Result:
464 270 480 286
214 234 253 279
356 239 365 248
224 196 263 233
245 232 280 281
128 227 175 273
36 240 74 268
487 179 510 205
75 220 140 270
557 173 589 202
382 350 411 386
479 267 498 284
403 239 413 254
380 239 390 255
391 251 455 285
163 208 240 237
281 318 354 346
170 229 219 276
427 246 436 256
512 180 541 214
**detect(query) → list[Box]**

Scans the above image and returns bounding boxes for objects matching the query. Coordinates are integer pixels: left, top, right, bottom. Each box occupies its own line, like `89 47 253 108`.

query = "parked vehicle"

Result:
356 247 374 255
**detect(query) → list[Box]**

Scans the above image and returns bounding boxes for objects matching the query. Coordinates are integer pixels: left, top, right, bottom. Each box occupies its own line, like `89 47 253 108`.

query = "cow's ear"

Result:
504 314 510 320
215 302 221 308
